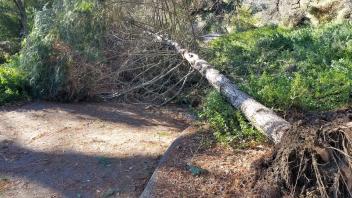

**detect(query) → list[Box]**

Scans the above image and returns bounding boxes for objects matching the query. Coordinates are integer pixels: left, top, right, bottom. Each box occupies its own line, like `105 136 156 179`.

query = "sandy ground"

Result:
0 101 189 198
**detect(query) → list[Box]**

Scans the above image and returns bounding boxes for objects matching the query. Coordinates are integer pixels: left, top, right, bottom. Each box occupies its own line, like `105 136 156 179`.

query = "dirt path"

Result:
0 101 189 198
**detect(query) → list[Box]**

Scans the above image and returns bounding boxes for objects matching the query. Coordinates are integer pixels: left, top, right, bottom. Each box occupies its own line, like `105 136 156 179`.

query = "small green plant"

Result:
199 90 265 147
0 57 28 105
74 1 94 13
102 188 120 198
186 164 207 176
97 156 112 167
157 131 170 137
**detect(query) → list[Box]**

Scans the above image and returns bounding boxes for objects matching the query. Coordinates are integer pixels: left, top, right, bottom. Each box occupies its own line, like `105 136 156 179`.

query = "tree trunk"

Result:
13 0 28 37
152 33 290 143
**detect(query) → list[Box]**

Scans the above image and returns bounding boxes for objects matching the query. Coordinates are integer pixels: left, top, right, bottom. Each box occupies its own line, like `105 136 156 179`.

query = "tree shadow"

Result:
0 140 159 197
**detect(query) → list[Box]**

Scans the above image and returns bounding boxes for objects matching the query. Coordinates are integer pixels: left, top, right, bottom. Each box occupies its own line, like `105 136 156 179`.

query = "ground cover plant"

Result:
199 90 265 147
207 22 352 111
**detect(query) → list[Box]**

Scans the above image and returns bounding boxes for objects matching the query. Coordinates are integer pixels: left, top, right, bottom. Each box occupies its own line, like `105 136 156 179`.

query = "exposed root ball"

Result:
256 109 352 197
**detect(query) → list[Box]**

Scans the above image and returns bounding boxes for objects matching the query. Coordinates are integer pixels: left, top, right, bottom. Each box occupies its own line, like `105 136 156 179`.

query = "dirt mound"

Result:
255 109 352 197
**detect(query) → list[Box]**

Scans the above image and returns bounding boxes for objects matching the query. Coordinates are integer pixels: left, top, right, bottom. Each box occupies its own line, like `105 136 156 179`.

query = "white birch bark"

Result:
152 33 290 143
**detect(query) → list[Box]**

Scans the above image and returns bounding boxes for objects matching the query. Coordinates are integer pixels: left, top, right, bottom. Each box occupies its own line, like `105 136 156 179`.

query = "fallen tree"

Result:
151 32 290 143
149 33 352 198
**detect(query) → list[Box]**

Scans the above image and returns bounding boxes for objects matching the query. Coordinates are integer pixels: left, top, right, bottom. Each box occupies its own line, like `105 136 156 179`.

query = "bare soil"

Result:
0 101 189 198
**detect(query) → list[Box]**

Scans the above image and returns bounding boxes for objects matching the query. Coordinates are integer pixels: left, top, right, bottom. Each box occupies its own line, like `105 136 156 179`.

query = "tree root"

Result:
255 110 352 197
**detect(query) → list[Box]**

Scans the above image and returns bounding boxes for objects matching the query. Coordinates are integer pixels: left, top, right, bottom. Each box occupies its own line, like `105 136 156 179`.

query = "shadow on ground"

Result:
0 140 158 197
0 101 190 198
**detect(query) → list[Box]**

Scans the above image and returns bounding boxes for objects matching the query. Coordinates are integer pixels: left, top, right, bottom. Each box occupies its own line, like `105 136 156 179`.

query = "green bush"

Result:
0 57 27 105
20 0 106 101
199 90 265 147
207 22 352 111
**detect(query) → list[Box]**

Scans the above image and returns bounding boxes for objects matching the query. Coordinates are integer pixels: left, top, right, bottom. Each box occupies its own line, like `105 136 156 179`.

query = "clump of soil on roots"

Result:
255 109 352 197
